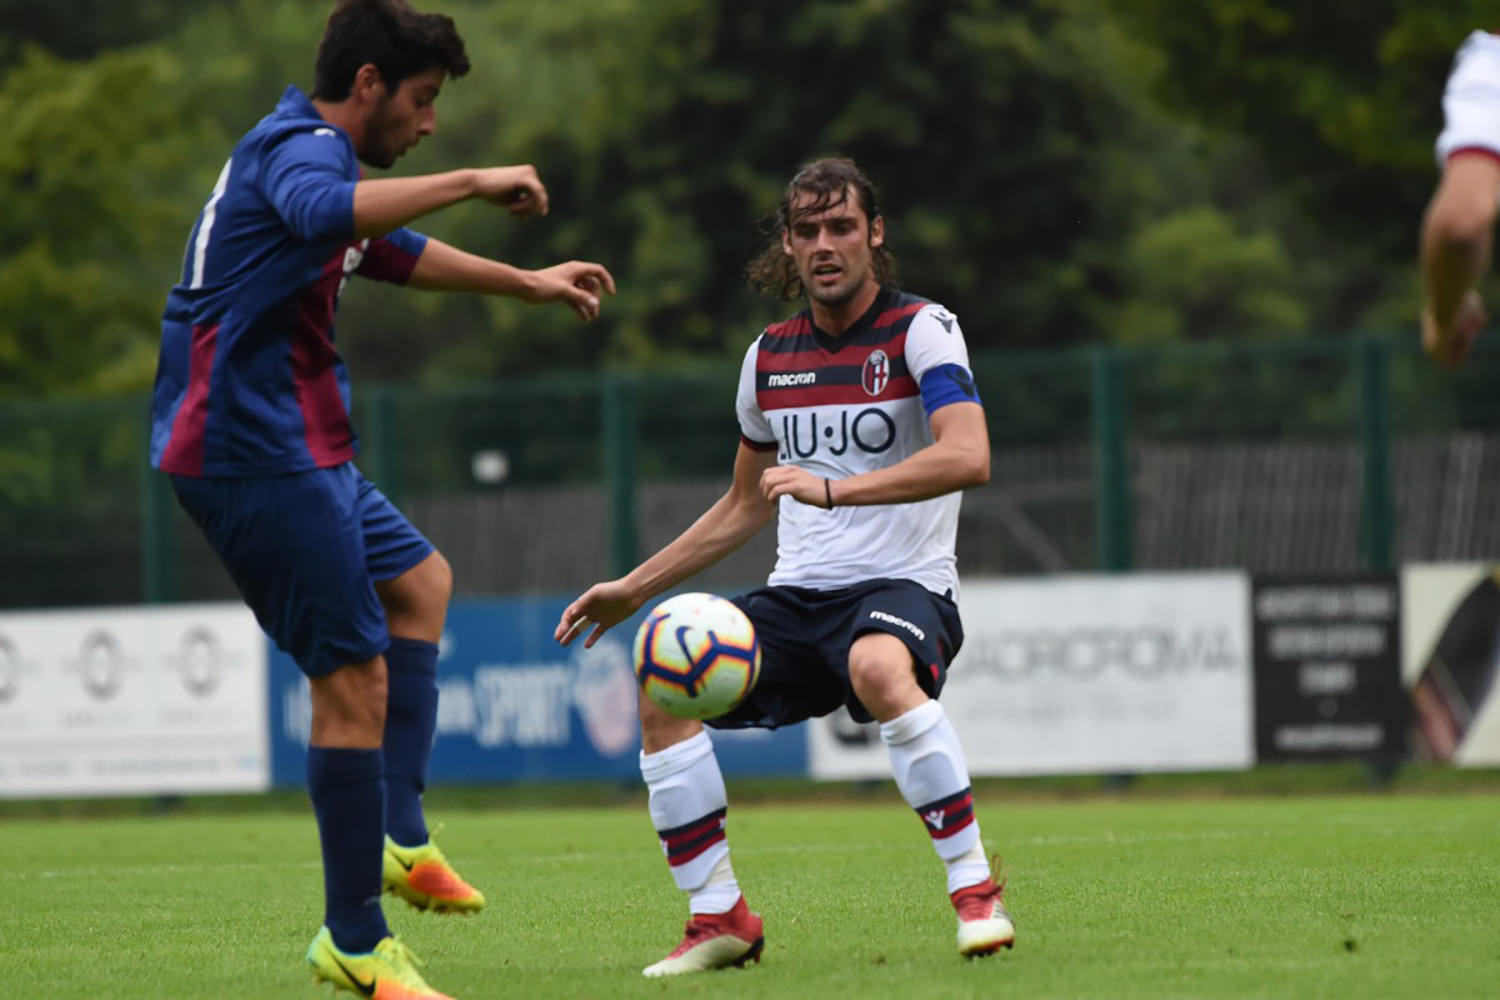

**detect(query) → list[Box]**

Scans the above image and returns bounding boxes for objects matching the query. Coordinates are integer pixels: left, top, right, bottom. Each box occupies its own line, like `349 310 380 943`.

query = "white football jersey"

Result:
735 288 980 598
1437 31 1500 164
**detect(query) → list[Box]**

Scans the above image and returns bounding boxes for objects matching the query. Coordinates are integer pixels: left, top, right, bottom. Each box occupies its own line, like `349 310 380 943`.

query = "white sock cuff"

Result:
879 698 944 746
639 729 713 784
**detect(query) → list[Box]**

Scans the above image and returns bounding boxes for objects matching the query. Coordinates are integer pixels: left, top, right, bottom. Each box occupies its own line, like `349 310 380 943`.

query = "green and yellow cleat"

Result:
383 835 486 914
305 926 454 1000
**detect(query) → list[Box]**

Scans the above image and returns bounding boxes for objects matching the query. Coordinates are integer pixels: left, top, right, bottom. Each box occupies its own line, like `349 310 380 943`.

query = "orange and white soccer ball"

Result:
632 592 761 720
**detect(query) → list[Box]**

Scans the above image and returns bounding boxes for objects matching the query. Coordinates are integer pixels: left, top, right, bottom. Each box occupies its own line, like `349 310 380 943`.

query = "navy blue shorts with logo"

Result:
171 463 433 678
712 578 964 729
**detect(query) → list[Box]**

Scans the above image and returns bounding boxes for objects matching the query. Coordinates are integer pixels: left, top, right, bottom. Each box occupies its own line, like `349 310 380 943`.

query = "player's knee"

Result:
410 550 454 608
380 551 453 628
309 660 388 745
848 644 918 717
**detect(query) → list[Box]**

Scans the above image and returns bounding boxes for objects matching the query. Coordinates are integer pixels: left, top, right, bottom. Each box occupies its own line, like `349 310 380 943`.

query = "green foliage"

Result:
1 0 1497 393
0 44 228 398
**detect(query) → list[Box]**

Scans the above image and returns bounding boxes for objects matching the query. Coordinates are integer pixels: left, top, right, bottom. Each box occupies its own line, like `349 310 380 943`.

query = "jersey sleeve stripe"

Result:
1446 145 1500 164
740 433 778 452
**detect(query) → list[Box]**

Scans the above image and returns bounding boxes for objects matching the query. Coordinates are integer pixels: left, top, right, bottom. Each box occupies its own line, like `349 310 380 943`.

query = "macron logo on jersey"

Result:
767 371 817 388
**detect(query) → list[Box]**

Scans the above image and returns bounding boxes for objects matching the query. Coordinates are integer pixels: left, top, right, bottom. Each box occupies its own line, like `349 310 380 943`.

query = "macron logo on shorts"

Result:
869 610 925 641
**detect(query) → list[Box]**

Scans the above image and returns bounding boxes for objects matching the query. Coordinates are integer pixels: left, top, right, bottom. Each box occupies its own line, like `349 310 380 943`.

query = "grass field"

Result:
5 784 1499 999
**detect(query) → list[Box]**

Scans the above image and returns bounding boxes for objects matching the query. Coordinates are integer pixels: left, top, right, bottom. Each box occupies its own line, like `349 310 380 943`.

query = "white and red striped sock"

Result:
881 699 991 894
640 730 741 914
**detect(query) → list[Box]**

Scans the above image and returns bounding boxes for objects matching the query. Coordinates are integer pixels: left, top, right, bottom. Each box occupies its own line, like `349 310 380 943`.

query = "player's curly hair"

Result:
746 156 898 301
313 0 470 101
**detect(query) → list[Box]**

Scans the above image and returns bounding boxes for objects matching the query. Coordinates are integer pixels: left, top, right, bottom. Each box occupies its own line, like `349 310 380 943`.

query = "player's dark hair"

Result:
312 0 470 101
746 156 898 301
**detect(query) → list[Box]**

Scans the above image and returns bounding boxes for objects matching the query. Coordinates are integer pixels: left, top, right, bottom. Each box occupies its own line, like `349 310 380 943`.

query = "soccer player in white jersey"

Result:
555 157 1013 975
1421 29 1500 366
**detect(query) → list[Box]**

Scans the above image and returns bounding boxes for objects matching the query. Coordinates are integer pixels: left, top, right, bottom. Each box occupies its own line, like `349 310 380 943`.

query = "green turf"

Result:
5 791 1498 998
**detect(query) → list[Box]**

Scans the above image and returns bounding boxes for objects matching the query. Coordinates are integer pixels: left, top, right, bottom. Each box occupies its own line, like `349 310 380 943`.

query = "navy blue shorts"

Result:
171 463 433 678
711 578 964 729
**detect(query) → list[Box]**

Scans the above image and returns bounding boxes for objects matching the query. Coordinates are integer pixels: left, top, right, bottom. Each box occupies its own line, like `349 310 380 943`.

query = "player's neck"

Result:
310 98 363 148
808 280 881 336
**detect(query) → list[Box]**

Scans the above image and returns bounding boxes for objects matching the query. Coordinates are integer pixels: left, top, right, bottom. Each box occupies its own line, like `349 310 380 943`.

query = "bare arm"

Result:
760 401 989 509
556 444 779 647
1421 153 1500 365
351 165 547 239
408 236 616 320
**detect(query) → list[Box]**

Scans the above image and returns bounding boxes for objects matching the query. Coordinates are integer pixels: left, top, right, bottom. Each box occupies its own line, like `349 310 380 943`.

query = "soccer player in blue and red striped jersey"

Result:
556 158 1013 976
151 3 614 997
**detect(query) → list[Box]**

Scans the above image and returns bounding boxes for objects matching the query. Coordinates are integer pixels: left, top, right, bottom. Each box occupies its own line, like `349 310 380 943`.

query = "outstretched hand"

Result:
527 261 617 321
556 580 643 649
1423 290 1486 368
473 164 550 217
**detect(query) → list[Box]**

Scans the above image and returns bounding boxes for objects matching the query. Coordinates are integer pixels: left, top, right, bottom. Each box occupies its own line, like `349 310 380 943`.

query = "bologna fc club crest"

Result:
862 349 890 396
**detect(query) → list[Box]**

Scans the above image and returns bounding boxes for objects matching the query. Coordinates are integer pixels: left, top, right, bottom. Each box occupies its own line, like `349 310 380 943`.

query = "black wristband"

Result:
824 478 835 509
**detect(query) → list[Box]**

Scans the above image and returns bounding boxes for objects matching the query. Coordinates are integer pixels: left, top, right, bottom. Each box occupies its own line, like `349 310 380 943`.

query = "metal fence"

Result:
5 335 1500 609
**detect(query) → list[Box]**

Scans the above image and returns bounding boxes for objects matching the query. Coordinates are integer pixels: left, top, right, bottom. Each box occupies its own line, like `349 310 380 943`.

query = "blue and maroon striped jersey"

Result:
151 85 428 477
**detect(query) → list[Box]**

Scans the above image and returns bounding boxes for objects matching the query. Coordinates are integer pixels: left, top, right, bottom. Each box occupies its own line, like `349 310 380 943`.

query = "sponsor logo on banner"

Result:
278 636 639 756
0 605 269 798
271 598 808 786
1251 575 1405 761
173 627 227 698
0 635 23 704
809 573 1255 779
1401 564 1500 767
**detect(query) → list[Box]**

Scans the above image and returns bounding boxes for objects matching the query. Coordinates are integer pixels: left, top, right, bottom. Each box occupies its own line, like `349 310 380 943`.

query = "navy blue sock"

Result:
383 637 439 847
306 746 388 953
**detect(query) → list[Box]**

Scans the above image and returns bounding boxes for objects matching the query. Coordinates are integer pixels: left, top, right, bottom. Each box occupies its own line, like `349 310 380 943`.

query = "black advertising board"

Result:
1252 575 1407 762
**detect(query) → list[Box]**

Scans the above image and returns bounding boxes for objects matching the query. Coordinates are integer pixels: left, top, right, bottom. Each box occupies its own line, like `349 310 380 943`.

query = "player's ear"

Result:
781 227 793 257
353 63 386 101
869 214 885 249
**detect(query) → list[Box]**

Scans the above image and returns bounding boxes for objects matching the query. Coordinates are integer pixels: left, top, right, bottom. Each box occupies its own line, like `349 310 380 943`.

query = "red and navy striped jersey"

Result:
734 287 982 596
151 85 428 477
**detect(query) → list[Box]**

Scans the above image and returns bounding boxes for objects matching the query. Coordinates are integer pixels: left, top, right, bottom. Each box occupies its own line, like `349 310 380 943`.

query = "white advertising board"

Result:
0 604 269 797
810 573 1254 779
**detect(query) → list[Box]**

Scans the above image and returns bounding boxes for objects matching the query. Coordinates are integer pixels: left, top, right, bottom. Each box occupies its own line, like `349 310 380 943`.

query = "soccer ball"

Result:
632 592 761 720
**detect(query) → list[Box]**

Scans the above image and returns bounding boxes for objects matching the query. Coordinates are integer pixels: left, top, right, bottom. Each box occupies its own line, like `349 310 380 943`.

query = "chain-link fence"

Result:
6 335 1500 609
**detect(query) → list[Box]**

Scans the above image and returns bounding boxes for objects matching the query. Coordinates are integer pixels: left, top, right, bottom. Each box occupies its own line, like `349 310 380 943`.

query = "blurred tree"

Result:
1109 0 1494 334
0 0 1492 396
0 44 229 398
0 1 201 62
